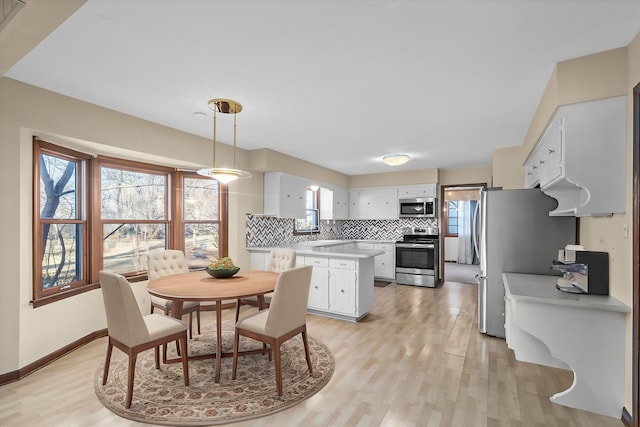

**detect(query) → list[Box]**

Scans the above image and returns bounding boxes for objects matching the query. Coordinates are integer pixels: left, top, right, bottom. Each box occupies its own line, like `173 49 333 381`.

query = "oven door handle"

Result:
396 243 435 249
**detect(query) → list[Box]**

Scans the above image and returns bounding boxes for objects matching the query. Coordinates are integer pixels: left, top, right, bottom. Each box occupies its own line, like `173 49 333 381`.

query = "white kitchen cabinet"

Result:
523 150 541 189
329 268 357 316
306 257 330 311
524 96 626 216
355 188 397 219
373 243 395 280
333 187 350 220
263 172 307 218
319 187 333 220
397 184 436 199
328 258 358 316
348 190 359 219
377 189 398 218
358 190 377 219
304 255 374 322
320 186 349 220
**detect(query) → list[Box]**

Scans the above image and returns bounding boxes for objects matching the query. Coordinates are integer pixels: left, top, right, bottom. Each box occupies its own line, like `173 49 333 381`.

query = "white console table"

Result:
502 273 630 418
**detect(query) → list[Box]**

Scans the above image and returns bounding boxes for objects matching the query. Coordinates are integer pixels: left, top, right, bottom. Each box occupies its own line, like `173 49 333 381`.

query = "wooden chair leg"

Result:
179 333 190 386
154 346 160 369
126 351 137 409
102 341 113 385
302 328 313 373
235 300 241 322
231 328 240 379
188 312 193 339
196 307 201 335
274 341 283 396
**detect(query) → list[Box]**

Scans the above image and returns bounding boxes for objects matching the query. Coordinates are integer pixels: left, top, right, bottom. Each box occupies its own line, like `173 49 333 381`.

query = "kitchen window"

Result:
32 138 228 307
294 187 319 234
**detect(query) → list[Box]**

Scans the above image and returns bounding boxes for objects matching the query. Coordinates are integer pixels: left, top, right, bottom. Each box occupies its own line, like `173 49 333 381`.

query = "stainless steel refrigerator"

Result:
473 188 576 338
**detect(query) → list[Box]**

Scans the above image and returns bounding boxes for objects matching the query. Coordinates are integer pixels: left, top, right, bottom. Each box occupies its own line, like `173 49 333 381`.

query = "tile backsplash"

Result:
246 214 437 247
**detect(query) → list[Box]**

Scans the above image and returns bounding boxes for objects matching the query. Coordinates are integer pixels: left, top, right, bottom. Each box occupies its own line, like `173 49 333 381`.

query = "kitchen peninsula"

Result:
247 240 384 322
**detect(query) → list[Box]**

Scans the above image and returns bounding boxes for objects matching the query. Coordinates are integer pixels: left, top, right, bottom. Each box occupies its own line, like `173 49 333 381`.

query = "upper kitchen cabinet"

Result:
524 96 626 216
320 186 349 220
397 184 436 199
356 188 398 219
264 172 307 218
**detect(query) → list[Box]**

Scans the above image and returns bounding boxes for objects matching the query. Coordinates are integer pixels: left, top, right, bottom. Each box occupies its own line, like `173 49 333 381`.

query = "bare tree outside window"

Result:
32 139 228 306
183 176 221 267
101 166 168 274
39 153 82 289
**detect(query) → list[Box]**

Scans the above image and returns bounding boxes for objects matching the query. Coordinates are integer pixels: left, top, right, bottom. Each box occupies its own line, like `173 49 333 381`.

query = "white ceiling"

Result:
5 0 640 176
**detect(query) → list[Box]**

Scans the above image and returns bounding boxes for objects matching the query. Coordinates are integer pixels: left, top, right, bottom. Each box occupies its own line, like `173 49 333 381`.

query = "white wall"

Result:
0 77 260 373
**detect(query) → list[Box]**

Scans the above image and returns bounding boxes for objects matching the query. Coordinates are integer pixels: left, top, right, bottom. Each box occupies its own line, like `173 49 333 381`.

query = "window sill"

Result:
32 282 100 308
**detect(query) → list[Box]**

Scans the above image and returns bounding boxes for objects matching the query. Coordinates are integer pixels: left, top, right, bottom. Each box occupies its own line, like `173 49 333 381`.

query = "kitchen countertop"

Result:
246 240 393 259
502 272 630 312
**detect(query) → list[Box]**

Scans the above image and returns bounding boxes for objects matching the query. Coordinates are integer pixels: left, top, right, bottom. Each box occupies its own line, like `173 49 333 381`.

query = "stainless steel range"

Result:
395 227 439 287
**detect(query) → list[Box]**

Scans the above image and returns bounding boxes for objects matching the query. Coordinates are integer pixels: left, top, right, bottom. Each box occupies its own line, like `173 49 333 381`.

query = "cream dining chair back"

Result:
99 271 189 409
232 265 313 396
235 247 297 321
147 249 200 337
265 248 297 273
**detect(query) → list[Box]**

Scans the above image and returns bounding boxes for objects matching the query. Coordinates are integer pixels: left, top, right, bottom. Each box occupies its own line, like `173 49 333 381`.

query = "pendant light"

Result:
197 98 252 183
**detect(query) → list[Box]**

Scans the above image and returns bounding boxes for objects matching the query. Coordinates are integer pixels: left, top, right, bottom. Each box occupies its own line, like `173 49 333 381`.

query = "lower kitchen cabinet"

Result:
373 243 395 280
307 256 374 322
329 268 357 316
305 257 330 311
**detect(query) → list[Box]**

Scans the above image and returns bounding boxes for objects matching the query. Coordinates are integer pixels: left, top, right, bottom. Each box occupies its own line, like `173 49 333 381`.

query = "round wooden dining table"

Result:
147 269 279 382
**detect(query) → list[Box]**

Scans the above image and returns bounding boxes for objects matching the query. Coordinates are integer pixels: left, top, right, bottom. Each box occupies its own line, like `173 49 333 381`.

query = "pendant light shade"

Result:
197 98 252 183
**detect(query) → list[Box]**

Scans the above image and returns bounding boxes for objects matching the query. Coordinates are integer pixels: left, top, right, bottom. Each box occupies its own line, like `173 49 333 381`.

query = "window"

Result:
32 138 227 306
33 140 91 302
181 176 224 268
98 159 171 275
446 200 459 236
294 187 319 234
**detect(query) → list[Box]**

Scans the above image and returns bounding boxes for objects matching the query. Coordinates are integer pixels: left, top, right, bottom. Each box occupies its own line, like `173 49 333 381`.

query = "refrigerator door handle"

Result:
472 200 480 257
474 272 485 284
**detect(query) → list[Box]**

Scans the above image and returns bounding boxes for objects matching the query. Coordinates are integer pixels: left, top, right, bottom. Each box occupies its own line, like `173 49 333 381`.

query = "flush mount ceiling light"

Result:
382 153 411 166
196 98 252 184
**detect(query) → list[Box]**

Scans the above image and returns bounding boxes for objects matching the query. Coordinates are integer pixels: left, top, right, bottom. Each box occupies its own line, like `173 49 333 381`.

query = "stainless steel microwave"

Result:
399 198 437 218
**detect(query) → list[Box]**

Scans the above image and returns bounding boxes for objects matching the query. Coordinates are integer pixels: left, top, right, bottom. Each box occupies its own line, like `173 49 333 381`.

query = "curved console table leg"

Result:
514 300 625 418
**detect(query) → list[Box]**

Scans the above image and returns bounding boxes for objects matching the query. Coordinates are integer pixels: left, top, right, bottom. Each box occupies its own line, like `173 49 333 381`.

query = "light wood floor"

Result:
0 280 624 427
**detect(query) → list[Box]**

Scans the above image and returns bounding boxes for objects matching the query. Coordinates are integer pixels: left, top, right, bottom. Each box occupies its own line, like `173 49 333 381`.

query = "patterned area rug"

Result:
94 320 334 426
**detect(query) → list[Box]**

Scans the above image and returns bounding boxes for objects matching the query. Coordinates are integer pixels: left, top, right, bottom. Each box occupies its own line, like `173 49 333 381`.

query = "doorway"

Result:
440 183 486 284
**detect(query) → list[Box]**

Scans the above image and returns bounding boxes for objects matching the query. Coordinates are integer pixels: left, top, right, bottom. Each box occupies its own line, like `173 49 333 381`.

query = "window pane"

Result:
184 177 219 221
295 209 319 232
103 223 167 273
305 189 316 209
101 167 166 220
41 223 82 289
184 223 219 267
40 153 77 219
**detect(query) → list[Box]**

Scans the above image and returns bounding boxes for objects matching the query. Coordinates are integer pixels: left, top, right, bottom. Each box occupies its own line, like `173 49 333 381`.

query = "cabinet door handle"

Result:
548 149 555 154
340 289 345 293
539 160 544 164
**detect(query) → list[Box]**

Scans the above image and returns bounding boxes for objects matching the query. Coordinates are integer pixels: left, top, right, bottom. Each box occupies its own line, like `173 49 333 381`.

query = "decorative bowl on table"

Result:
206 266 240 278
206 257 240 278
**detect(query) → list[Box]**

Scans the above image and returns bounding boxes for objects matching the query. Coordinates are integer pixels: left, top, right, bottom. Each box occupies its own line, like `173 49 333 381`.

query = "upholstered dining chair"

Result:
235 247 297 321
147 249 200 337
99 271 189 409
231 265 313 396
